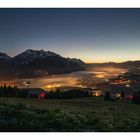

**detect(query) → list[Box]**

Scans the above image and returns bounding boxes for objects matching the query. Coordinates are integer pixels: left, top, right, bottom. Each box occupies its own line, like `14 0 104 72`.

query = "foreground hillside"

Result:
0 97 140 132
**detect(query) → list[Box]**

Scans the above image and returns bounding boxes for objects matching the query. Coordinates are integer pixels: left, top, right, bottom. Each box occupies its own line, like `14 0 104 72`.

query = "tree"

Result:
3 83 8 97
104 91 111 101
132 90 140 104
120 91 125 99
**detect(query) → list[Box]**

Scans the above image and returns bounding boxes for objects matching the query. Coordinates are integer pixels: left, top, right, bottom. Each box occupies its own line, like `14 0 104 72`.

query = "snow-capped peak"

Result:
16 49 60 58
13 49 62 65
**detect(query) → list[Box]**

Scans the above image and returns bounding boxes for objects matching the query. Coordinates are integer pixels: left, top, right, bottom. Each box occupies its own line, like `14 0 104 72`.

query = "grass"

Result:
0 97 140 131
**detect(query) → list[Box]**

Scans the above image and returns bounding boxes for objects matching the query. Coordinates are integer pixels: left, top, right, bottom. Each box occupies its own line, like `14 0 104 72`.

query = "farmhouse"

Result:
91 89 103 97
27 88 46 99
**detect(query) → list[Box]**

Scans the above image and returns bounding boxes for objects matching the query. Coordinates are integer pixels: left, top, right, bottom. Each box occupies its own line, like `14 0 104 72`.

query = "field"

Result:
0 97 140 132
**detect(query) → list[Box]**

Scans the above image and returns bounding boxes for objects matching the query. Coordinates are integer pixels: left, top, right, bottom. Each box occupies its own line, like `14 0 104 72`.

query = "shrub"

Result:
132 90 140 104
104 91 111 101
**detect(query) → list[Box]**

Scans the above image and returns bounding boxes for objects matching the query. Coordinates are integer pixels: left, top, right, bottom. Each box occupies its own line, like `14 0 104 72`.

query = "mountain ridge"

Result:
0 49 85 79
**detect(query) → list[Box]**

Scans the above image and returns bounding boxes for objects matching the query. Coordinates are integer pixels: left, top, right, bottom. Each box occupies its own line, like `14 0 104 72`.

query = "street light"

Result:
25 80 31 89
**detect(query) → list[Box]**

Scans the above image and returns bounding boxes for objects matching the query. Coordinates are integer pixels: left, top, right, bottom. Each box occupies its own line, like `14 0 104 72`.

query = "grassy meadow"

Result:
0 97 140 132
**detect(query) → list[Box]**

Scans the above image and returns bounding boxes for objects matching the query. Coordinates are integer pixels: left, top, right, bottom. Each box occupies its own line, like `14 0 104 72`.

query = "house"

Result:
116 93 121 98
38 92 46 99
91 89 103 97
27 88 47 99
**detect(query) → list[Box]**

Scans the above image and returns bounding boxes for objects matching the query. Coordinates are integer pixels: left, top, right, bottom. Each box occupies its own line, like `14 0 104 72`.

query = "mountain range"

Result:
0 49 85 79
88 61 140 68
0 49 140 80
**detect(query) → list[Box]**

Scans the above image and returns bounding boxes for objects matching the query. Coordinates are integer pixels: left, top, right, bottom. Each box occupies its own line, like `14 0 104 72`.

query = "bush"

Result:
131 91 140 104
104 91 111 101
0 101 106 132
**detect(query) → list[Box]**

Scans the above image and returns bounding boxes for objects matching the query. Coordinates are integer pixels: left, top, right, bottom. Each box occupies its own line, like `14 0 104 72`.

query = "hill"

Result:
88 61 140 68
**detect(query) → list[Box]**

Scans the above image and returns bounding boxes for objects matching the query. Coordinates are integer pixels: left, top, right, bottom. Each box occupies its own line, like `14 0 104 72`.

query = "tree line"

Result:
0 84 29 98
1 84 140 104
47 89 90 99
0 84 90 99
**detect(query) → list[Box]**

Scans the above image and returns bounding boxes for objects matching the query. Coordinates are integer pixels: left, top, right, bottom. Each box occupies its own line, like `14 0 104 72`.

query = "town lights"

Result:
126 84 130 87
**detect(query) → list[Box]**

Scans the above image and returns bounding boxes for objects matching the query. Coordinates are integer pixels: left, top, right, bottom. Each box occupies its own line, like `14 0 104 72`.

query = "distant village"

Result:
0 67 140 104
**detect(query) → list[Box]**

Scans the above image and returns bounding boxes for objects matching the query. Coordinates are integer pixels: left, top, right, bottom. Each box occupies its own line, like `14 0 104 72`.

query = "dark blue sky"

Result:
0 8 140 63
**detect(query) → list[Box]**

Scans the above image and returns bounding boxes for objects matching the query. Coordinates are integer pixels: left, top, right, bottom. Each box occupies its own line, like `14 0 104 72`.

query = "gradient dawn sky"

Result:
0 8 140 63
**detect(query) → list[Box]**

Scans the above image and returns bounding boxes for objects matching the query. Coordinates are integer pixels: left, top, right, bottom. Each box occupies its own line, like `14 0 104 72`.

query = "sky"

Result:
0 8 140 63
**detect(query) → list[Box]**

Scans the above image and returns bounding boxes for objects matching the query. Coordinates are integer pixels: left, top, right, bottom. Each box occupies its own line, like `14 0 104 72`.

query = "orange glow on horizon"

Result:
84 59 140 64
